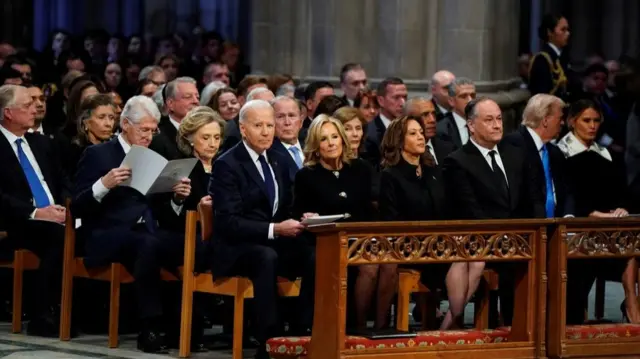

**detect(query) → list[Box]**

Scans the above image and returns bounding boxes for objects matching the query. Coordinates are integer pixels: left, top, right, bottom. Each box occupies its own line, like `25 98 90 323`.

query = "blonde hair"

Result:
177 106 226 156
303 114 352 167
522 93 565 128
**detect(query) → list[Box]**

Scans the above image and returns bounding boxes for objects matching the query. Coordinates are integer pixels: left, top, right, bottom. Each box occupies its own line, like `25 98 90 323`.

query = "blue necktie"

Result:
15 139 50 208
541 145 555 218
258 155 276 209
288 146 303 169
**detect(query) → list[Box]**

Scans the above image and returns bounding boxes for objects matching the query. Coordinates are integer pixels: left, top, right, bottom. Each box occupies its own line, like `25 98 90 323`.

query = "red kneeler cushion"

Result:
266 329 510 358
566 324 640 339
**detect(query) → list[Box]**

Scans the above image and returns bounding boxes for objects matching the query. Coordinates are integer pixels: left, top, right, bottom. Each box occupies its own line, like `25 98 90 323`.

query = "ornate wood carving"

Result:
566 231 640 257
347 232 533 264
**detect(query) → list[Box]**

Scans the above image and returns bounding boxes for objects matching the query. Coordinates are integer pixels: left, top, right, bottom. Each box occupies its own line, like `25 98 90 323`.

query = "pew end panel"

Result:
296 219 551 359
547 217 640 359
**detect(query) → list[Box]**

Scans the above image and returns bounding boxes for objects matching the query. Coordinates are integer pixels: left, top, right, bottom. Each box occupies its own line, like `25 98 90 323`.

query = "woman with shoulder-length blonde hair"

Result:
156 106 225 233
293 114 381 330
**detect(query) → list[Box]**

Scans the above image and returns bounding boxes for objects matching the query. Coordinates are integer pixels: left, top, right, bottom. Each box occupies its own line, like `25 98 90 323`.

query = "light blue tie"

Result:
288 146 303 169
541 145 555 218
15 138 50 208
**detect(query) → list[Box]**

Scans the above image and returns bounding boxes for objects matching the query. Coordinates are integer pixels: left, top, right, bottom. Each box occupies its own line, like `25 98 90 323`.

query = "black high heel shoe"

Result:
621 300 630 323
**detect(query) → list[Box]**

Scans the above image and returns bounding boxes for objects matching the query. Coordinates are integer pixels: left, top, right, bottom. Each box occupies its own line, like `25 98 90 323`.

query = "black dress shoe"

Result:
137 330 169 354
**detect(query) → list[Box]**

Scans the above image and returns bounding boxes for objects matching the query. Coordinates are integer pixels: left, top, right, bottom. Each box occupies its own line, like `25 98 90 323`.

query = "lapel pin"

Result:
339 192 347 198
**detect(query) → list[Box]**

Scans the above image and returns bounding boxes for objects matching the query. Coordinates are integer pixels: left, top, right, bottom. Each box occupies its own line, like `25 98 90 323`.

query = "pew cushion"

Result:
566 324 640 340
266 329 509 358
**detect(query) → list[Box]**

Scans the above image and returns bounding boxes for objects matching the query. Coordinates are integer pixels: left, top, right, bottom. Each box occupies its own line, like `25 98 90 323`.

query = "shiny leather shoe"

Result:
137 330 169 354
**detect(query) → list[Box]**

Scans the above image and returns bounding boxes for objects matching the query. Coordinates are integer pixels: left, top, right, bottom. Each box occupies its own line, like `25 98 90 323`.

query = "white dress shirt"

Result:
281 140 304 164
470 138 508 184
169 116 181 130
27 124 44 135
91 135 183 217
426 139 438 165
379 113 392 128
243 141 279 240
346 97 354 107
452 112 470 145
436 103 449 116
0 125 56 216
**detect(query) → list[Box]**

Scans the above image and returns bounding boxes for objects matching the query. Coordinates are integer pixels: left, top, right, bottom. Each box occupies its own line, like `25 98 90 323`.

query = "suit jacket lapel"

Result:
0 134 30 192
463 143 509 205
236 144 270 202
267 149 286 209
498 145 519 210
25 135 53 187
448 116 462 148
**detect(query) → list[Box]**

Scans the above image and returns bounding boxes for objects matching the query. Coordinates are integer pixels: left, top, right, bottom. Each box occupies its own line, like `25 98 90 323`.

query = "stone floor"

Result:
0 283 627 358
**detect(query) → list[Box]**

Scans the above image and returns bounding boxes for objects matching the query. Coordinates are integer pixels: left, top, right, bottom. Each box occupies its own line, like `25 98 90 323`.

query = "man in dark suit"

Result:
0 84 69 337
26 84 56 137
502 94 574 218
430 70 456 122
436 77 476 149
405 97 456 164
149 77 199 160
339 63 368 106
72 96 201 353
442 97 544 329
271 96 304 183
365 77 408 168
209 99 315 359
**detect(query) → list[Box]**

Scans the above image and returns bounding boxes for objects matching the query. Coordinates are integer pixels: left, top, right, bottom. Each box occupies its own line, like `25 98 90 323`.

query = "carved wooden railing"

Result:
308 219 551 359
547 217 640 359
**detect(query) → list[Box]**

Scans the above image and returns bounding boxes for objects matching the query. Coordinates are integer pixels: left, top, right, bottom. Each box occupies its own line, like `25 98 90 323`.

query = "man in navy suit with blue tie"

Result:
0 84 70 337
209 99 316 359
72 96 200 353
270 96 304 182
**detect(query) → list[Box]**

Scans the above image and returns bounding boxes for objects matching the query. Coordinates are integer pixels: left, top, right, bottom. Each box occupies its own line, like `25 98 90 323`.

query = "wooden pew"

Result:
0 231 40 333
547 217 640 358
179 204 302 359
267 219 550 359
59 201 179 348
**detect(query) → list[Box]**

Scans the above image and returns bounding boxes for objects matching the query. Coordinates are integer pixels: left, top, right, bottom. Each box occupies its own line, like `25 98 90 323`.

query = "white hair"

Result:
521 94 565 129
270 95 297 108
164 77 197 102
246 87 274 102
0 84 21 122
121 95 161 127
200 81 227 106
403 96 433 114
138 66 164 81
239 100 273 123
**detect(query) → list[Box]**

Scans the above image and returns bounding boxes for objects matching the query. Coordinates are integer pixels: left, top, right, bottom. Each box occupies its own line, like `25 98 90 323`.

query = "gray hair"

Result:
121 95 161 127
164 77 197 102
200 81 227 106
270 95 298 107
446 77 475 97
0 84 20 122
521 94 565 129
403 96 433 115
276 84 296 97
138 66 164 81
246 87 274 102
152 84 166 115
239 99 273 124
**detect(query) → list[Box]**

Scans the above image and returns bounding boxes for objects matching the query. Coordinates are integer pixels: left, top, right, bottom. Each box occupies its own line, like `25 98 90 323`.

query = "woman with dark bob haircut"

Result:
378 116 450 327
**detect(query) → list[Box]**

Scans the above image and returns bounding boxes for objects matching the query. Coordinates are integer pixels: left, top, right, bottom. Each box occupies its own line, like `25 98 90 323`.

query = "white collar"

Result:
281 140 301 151
243 140 266 163
426 138 433 149
169 116 181 130
548 43 562 57
470 137 498 157
117 134 131 153
436 102 449 115
525 126 545 151
27 124 44 134
379 113 392 128
0 124 23 145
452 111 467 129
557 132 612 161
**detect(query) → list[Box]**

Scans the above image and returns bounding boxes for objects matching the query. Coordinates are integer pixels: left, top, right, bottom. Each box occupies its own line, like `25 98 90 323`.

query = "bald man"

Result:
430 70 456 122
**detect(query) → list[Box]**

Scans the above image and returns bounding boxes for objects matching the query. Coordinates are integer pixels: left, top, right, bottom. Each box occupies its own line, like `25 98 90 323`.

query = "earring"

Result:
315 152 319 157
190 143 194 147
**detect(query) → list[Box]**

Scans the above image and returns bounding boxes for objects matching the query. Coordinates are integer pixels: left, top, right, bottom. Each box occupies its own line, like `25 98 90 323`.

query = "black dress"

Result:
292 159 376 222
379 158 449 289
